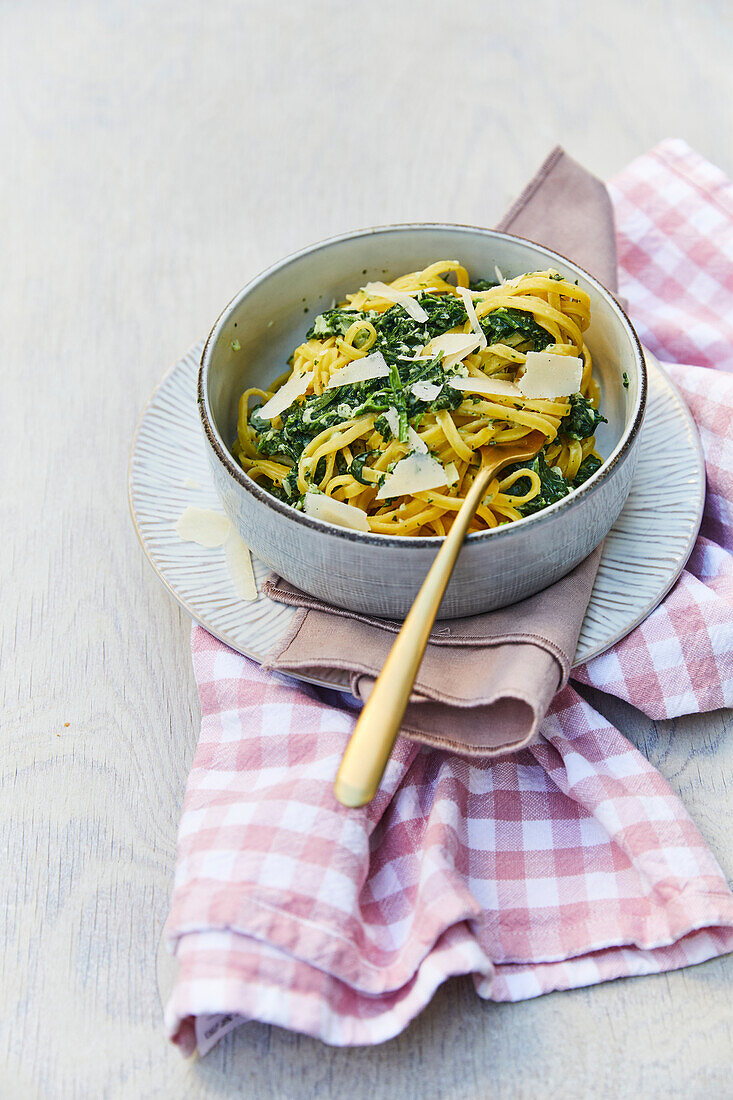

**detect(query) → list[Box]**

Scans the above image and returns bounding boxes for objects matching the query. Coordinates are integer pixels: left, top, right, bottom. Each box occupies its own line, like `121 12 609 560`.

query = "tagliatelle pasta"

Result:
233 261 606 536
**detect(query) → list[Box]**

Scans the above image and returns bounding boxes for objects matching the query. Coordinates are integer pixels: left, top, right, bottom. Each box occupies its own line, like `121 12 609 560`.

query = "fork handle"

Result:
333 465 492 807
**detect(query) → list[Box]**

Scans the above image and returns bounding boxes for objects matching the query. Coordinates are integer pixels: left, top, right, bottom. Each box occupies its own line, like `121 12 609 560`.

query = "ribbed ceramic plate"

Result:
128 342 704 685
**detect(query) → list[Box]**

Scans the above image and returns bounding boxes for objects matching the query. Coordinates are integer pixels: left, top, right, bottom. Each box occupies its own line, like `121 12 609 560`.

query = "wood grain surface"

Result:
1 1 731 1097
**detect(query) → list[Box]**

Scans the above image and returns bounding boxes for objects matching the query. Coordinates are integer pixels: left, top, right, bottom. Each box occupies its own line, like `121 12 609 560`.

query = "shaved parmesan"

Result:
399 347 433 362
258 370 314 420
175 506 231 548
377 452 448 500
363 281 428 323
458 287 487 349
225 529 257 601
304 492 370 532
407 426 428 454
183 477 201 490
426 333 481 370
326 351 389 389
517 352 583 399
449 375 522 399
383 406 400 437
494 265 505 284
381 408 427 454
411 380 443 401
444 462 459 486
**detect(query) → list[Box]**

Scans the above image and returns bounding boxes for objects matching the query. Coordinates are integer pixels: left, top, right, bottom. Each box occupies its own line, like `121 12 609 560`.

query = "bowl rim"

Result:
198 222 647 549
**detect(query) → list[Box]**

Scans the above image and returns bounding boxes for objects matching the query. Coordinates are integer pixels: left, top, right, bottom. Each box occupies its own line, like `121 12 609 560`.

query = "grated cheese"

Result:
258 369 314 420
363 281 428 323
376 451 449 500
304 492 370 532
326 350 390 389
458 287 487 349
517 351 583 399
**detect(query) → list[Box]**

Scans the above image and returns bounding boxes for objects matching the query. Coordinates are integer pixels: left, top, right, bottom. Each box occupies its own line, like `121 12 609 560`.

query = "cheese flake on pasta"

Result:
407 426 428 454
383 407 400 437
326 351 390 389
382 408 427 453
426 333 481 370
410 380 443 401
376 452 449 500
258 370 315 420
448 376 522 399
304 492 370 531
458 287 487 349
363 282 428 323
517 352 583 399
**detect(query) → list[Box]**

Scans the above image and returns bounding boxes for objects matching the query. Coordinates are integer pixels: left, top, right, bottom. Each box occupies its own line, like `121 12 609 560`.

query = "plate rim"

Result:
128 343 705 683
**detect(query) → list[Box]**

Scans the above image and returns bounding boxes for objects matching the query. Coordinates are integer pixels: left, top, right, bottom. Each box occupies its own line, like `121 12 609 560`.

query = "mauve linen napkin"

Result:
262 148 616 755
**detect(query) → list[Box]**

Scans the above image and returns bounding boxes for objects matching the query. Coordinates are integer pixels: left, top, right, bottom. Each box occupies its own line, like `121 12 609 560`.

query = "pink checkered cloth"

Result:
165 140 733 1055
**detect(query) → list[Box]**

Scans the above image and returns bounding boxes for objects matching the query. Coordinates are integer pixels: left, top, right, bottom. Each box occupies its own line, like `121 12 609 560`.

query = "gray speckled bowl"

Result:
198 225 646 619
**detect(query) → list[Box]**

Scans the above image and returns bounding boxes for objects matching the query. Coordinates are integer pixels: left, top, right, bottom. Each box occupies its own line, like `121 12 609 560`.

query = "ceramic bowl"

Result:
198 225 646 619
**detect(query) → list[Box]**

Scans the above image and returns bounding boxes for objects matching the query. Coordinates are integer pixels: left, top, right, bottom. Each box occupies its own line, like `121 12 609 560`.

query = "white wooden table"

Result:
3 2 732 1096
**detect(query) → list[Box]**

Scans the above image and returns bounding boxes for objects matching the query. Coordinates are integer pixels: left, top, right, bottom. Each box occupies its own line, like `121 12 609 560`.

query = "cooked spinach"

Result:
559 394 607 440
307 309 363 339
505 449 603 516
480 307 553 351
349 450 377 485
573 454 602 486
504 450 572 516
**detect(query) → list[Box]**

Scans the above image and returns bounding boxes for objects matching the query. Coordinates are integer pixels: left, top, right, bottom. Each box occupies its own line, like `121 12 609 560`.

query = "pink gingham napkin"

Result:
165 140 733 1055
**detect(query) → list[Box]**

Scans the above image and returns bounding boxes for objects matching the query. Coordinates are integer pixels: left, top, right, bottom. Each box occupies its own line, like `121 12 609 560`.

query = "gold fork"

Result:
333 430 544 808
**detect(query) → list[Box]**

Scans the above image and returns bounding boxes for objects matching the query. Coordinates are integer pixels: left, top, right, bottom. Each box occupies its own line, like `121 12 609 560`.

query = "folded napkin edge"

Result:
263 648 564 706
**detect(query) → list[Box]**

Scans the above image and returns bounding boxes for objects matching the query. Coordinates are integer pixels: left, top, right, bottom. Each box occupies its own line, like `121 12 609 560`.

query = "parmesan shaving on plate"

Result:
517 351 583 399
410 380 443 401
174 507 231 548
258 369 315 420
326 351 389 389
304 492 370 532
225 529 257 601
376 451 449 500
363 281 428 323
425 333 481 371
183 477 201 490
448 376 522 399
458 287 487 349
